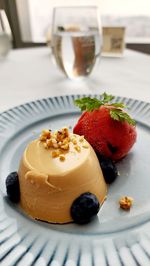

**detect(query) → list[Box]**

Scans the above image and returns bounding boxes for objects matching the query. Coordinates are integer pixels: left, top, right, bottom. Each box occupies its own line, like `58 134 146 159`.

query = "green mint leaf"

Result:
74 92 115 112
74 92 136 126
110 109 136 125
111 103 127 108
74 97 102 112
102 92 115 103
110 109 120 121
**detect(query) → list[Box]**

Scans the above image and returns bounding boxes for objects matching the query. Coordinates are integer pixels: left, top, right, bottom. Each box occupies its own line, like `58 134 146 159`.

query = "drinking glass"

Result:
0 10 12 58
51 6 102 80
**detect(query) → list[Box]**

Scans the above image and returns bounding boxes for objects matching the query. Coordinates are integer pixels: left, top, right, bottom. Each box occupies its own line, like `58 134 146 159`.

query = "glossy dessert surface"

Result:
18 131 107 223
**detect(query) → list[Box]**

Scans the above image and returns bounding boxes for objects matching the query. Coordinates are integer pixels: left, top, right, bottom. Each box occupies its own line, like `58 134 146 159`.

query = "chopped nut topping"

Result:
74 145 81 152
62 138 70 145
40 129 51 141
40 135 47 141
43 143 48 149
40 130 51 141
61 144 69 150
63 127 69 136
39 127 85 159
72 138 77 145
51 138 57 144
53 143 59 149
82 143 89 149
42 129 51 136
119 196 133 210
46 139 53 148
51 150 61 158
39 127 70 151
59 154 65 161
79 135 84 142
56 131 64 142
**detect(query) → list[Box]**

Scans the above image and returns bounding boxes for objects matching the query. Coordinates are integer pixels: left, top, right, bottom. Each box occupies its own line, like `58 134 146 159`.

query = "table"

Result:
0 47 150 113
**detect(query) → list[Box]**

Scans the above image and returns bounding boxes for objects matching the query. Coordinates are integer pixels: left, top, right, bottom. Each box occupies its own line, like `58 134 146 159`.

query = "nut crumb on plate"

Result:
119 196 134 210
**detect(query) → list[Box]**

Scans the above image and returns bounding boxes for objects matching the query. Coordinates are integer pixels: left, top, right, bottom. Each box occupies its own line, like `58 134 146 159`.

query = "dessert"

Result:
5 93 137 224
74 93 137 161
8 127 107 224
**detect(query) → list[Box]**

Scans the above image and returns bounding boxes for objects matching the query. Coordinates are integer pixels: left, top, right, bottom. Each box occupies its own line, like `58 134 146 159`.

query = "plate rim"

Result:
0 93 150 117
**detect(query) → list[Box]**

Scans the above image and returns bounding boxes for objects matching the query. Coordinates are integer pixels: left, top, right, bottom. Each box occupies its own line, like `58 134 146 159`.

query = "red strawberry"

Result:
73 106 137 161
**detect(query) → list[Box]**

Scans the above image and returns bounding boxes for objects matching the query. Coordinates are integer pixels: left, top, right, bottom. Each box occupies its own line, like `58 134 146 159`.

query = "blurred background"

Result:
0 0 150 54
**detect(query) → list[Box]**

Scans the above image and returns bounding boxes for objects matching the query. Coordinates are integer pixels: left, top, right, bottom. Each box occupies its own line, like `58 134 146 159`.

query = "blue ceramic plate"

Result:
0 95 150 266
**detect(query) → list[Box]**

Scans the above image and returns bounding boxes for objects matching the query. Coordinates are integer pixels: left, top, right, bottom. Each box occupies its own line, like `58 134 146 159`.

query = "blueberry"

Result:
6 172 20 203
97 154 118 184
71 192 100 224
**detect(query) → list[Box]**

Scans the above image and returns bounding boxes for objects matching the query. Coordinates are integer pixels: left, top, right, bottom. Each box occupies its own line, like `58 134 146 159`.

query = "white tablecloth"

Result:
0 47 150 113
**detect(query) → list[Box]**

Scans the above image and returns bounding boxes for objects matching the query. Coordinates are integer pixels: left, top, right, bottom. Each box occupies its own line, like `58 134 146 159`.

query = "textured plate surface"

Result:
0 95 150 266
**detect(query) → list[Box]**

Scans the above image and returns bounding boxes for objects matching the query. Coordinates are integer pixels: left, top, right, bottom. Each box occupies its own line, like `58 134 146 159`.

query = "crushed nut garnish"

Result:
40 135 47 141
51 138 57 144
40 127 70 151
39 127 86 158
119 196 133 210
61 144 69 150
43 143 48 149
72 138 77 145
82 143 89 149
53 143 59 149
42 129 51 136
40 129 51 141
59 154 65 161
51 150 61 158
79 135 84 142
74 145 81 152
46 139 53 148
62 138 70 145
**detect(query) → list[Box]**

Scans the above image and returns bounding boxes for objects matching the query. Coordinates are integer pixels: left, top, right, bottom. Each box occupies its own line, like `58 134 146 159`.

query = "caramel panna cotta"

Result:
18 127 107 224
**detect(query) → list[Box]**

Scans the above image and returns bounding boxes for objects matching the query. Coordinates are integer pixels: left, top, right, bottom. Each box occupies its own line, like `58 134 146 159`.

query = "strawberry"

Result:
73 94 137 161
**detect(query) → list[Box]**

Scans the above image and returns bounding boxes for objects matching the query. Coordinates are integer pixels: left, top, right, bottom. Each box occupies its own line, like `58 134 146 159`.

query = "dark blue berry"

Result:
71 192 100 224
6 172 20 203
97 154 118 184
